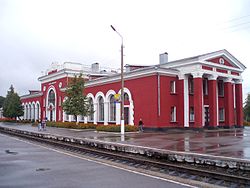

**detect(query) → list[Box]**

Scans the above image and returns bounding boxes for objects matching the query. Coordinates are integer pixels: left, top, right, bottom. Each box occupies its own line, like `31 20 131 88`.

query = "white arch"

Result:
118 87 134 125
94 91 106 103
46 86 57 121
94 92 106 124
31 101 36 120
87 93 95 101
106 90 116 123
35 101 40 121
105 90 116 101
25 103 28 120
28 102 32 120
86 93 95 123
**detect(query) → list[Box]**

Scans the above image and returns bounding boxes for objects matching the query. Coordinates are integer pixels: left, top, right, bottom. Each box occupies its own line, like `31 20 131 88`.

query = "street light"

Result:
110 25 125 135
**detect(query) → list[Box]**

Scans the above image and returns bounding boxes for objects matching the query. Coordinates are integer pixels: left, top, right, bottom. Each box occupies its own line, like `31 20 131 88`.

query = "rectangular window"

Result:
203 79 208 95
170 106 176 122
189 78 194 94
219 108 225 122
190 107 194 122
170 81 176 94
218 80 224 97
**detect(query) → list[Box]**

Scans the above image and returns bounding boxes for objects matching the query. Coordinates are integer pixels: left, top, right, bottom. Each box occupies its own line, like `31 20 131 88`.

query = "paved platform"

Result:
1 122 250 170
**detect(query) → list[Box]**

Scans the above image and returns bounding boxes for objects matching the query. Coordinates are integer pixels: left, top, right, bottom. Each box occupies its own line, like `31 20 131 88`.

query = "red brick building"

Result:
20 49 246 129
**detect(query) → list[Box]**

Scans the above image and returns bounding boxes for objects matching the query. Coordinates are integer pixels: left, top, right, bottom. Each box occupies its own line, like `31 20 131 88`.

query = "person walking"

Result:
139 118 144 132
38 119 42 131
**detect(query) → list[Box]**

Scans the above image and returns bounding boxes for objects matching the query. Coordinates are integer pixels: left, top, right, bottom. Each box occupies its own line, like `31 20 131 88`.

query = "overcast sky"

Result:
0 0 250 100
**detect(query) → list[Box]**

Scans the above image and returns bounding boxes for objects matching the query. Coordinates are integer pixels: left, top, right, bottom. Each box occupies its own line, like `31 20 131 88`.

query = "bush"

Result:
244 121 250 126
46 121 97 129
0 118 33 124
96 125 138 132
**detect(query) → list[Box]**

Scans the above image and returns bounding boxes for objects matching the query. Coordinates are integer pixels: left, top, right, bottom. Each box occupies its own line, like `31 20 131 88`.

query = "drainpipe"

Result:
157 72 161 117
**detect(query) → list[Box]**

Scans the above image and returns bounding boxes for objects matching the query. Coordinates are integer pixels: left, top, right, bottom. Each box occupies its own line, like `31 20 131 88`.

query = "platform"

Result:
1 122 250 170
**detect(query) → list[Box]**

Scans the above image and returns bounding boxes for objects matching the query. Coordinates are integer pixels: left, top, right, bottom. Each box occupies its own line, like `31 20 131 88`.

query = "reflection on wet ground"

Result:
96 128 249 159
1 122 250 160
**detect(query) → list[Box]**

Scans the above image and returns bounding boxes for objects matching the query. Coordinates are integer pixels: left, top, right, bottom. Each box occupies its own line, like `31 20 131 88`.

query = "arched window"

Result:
88 98 94 121
48 90 55 105
36 103 40 120
124 93 129 102
109 95 116 121
98 97 104 121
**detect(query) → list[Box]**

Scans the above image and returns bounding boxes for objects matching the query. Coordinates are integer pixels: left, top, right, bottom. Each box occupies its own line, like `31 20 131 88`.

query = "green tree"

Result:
3 85 24 119
244 93 250 122
0 96 5 108
62 74 92 123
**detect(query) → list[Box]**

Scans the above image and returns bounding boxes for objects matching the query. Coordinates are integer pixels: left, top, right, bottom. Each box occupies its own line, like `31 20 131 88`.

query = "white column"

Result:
184 75 189 127
104 102 108 125
62 111 65 122
129 101 134 125
116 102 121 125
23 107 26 120
35 107 38 121
68 115 73 122
84 116 88 124
77 115 81 123
93 103 97 125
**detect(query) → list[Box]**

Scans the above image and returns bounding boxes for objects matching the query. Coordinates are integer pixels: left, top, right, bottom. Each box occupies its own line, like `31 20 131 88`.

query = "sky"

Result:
0 0 250 100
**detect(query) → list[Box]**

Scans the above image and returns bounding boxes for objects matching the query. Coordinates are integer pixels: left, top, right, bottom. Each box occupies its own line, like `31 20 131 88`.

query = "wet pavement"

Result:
0 133 190 188
1 122 250 160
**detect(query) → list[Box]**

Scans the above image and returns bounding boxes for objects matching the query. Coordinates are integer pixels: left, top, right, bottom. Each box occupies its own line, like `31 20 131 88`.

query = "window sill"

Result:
170 121 178 123
218 95 224 98
170 92 177 95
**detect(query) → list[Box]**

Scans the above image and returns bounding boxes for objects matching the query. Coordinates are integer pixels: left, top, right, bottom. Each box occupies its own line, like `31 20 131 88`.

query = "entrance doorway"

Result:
50 110 53 121
204 106 209 126
124 107 129 125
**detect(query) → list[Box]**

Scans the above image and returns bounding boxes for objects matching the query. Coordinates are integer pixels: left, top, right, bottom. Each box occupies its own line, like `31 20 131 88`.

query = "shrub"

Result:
96 125 138 132
46 121 97 129
243 121 250 126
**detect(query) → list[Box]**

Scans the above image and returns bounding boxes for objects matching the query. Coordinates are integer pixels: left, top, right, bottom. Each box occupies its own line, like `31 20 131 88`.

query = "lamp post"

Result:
110 25 125 135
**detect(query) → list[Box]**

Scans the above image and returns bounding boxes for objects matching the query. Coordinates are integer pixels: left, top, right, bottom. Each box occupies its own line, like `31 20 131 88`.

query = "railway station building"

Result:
20 49 246 129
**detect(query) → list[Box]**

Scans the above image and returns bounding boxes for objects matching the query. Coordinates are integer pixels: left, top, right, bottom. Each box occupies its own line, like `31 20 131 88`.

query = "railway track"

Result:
1 128 250 188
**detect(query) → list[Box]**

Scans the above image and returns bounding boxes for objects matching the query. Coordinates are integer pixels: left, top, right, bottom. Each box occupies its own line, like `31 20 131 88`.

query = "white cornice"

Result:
160 49 246 72
84 67 179 88
21 92 43 100
38 68 111 84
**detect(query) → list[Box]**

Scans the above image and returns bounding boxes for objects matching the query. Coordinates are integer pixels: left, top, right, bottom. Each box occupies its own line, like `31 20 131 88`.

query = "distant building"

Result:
20 49 246 129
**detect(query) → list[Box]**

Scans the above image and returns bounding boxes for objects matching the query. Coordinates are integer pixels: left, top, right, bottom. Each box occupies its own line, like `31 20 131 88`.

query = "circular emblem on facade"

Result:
59 82 62 88
219 58 224 65
43 86 46 91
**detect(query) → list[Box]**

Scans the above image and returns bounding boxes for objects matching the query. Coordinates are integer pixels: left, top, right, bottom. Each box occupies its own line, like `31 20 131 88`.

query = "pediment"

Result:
200 50 246 71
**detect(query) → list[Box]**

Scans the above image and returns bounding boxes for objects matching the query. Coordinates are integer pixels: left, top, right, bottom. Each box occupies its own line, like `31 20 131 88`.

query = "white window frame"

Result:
170 81 176 94
109 95 116 122
88 98 94 122
98 97 104 122
218 80 224 97
219 108 225 122
170 106 176 122
190 107 195 122
203 79 208 95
